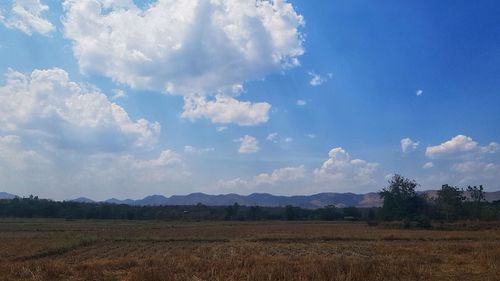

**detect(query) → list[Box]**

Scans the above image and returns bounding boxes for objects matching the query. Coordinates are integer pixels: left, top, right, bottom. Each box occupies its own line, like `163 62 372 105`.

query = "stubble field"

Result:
0 219 499 281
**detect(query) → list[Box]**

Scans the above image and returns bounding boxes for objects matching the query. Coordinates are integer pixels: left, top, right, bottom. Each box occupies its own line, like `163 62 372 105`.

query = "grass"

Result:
0 219 499 280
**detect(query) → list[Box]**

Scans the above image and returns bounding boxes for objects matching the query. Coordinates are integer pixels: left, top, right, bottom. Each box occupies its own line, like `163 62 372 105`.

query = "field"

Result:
0 219 499 281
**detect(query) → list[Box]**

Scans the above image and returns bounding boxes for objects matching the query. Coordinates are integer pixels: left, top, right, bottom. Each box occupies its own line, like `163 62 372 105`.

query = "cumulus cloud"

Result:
421 135 500 188
425 135 499 159
0 68 189 199
181 95 270 126
0 68 160 151
254 165 305 185
308 71 332 86
217 165 305 190
235 135 259 154
314 147 378 188
62 0 304 95
401 137 419 153
1 0 54 35
296 99 306 106
416 89 423 96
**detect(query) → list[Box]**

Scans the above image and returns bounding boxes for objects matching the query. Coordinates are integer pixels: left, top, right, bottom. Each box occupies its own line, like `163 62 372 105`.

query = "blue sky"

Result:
0 0 499 200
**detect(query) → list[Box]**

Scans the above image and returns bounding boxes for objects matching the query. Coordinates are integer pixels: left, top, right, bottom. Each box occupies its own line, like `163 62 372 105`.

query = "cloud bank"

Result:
0 68 188 200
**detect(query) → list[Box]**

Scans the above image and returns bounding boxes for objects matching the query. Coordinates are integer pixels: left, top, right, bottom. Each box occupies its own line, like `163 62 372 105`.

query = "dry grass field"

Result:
0 219 499 281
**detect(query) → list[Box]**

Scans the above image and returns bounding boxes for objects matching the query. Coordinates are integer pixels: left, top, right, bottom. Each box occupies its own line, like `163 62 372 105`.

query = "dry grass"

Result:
0 219 499 280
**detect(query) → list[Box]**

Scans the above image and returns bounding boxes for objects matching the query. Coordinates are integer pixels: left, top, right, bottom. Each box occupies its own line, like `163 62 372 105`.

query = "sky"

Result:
0 0 499 200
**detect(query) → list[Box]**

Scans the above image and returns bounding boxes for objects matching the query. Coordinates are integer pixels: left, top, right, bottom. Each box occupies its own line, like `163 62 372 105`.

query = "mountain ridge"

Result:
2 191 500 209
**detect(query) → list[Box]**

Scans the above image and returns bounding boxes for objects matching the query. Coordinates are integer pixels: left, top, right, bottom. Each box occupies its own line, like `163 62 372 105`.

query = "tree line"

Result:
379 174 500 225
0 196 369 221
0 175 499 223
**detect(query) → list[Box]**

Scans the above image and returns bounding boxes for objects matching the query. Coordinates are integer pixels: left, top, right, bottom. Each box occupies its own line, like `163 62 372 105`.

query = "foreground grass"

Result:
0 219 499 280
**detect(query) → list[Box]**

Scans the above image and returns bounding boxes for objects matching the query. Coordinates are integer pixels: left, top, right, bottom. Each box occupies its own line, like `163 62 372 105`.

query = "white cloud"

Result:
266 133 292 144
62 0 304 95
480 142 500 154
422 162 434 169
84 149 183 179
421 135 500 188
64 149 187 198
305 134 316 139
0 132 187 199
254 165 305 185
296 99 306 106
314 147 378 188
416 89 423 96
0 134 48 170
425 135 498 158
112 89 126 100
0 70 188 200
217 165 305 190
216 177 250 190
181 95 270 126
184 145 215 154
308 71 332 86
1 0 54 35
401 137 419 153
267 132 278 142
450 161 500 185
0 68 160 151
235 135 259 154
216 126 227 132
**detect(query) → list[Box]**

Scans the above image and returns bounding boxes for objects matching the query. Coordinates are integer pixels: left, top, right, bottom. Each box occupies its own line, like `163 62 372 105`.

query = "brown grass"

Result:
0 219 499 280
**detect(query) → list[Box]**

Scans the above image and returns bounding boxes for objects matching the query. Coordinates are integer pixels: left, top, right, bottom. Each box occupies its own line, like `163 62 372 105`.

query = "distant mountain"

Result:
0 192 16 200
105 192 384 208
103 190 500 209
70 197 95 203
3 190 500 208
105 198 135 205
485 191 500 202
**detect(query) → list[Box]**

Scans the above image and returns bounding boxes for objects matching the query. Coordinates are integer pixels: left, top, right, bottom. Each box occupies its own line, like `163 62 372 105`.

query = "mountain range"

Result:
3 191 500 209
69 192 383 208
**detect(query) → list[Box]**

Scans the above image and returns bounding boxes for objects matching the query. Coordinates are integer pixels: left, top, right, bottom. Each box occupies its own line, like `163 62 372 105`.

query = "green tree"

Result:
343 206 361 220
437 184 465 221
379 174 423 220
467 185 485 219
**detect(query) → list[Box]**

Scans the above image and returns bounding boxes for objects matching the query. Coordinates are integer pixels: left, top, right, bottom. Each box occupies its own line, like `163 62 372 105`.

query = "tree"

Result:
343 207 361 220
285 205 300 220
467 185 485 219
224 202 240 220
379 174 423 220
437 184 465 221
